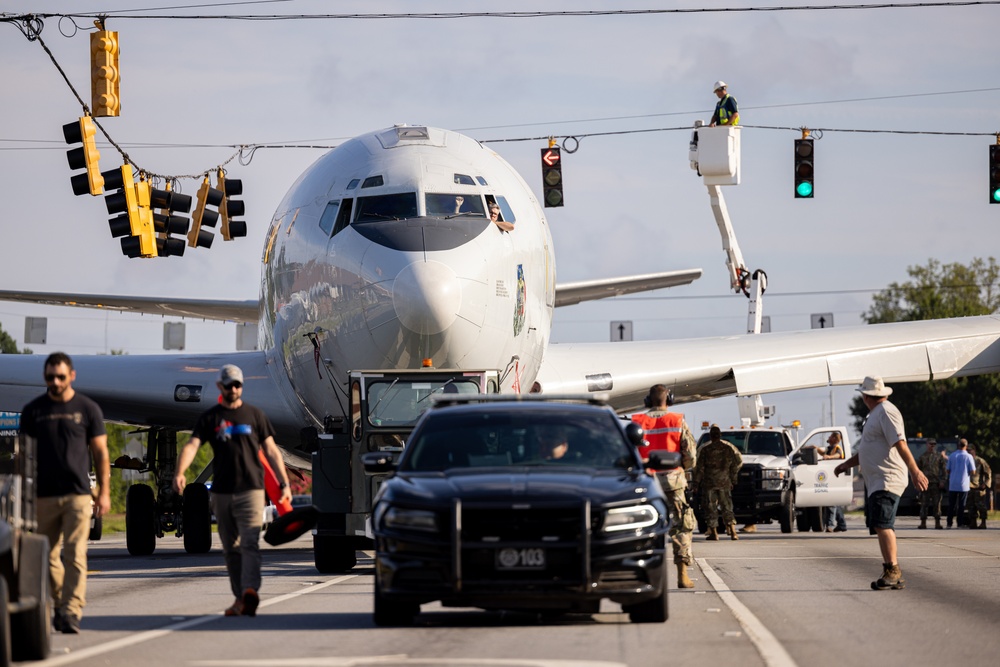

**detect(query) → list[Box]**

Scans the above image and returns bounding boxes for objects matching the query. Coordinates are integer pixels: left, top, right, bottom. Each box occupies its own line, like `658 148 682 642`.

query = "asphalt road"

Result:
28 514 1000 667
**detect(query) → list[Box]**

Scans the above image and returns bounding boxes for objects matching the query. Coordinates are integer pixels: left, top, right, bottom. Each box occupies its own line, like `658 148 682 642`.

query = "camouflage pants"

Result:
666 488 694 566
919 486 942 520
703 486 736 528
967 489 990 524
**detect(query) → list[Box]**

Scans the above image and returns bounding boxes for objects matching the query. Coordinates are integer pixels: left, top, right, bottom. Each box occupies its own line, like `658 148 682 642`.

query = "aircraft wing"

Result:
536 315 1000 412
554 269 703 307
0 351 313 469
0 290 258 323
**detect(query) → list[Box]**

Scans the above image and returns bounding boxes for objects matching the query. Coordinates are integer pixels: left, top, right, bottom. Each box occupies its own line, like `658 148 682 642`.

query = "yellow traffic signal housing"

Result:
63 116 104 196
188 176 222 249
90 30 120 117
133 180 158 258
218 168 247 240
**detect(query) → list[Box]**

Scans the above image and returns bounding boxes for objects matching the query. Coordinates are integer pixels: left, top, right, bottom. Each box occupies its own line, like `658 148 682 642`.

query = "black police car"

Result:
362 395 678 626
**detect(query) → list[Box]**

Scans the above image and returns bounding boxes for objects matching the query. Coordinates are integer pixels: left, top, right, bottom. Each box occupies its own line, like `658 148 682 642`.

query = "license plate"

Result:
496 547 546 570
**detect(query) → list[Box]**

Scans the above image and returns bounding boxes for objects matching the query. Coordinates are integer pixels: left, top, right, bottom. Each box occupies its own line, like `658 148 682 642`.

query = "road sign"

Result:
811 313 834 329
611 320 633 342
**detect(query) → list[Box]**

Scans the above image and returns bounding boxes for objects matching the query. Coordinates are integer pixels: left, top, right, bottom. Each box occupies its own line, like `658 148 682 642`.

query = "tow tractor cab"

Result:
310 368 500 573
694 422 853 533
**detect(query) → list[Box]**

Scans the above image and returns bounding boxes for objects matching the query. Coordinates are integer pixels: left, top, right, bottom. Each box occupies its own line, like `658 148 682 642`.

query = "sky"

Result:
1 0 997 438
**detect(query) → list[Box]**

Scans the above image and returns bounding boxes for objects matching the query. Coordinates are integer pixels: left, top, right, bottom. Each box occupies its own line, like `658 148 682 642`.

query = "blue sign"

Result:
0 412 20 436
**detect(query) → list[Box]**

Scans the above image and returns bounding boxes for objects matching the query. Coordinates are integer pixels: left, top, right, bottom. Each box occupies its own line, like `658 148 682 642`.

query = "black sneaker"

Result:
53 609 65 632
62 614 81 634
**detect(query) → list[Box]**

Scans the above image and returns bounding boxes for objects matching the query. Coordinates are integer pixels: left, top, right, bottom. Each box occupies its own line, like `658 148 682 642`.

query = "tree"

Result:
849 258 1000 465
0 322 31 354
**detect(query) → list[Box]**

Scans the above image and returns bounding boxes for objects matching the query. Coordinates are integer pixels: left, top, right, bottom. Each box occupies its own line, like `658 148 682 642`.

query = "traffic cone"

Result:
259 450 317 546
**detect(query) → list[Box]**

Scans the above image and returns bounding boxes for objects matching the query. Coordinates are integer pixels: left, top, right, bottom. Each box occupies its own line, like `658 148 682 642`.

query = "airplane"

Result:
2 124 999 559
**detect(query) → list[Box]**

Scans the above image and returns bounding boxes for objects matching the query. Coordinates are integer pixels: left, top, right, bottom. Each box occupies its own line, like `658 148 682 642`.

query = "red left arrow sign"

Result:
542 149 560 167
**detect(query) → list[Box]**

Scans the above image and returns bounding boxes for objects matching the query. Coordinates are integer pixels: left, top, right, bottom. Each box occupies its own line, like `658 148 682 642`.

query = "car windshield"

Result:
700 431 788 457
399 410 634 472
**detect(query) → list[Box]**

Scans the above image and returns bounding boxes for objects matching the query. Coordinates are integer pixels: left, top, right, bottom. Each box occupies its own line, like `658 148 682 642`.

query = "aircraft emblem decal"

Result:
514 264 526 337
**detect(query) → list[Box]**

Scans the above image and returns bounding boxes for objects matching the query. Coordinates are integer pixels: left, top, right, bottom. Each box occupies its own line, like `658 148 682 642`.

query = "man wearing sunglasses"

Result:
173 364 292 617
21 352 111 634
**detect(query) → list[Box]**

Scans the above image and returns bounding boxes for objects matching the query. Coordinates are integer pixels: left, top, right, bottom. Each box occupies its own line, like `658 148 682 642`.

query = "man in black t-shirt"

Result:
21 352 110 634
173 364 292 617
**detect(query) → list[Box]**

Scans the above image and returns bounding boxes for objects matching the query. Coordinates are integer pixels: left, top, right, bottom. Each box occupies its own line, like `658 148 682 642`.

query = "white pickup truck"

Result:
693 425 854 533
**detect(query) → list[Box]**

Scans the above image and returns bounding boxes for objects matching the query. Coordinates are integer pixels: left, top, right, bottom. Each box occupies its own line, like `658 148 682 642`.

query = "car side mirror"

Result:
362 451 398 474
647 451 681 471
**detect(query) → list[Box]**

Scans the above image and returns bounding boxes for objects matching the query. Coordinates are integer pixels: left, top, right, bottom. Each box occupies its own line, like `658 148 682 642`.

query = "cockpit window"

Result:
355 193 418 222
496 196 516 223
426 193 486 218
319 201 339 235
476 176 489 186
453 174 476 185
347 179 360 190
362 175 384 188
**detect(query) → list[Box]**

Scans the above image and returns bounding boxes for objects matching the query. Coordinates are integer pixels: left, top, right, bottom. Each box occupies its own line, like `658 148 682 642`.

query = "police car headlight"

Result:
603 504 659 533
761 468 787 491
382 506 438 533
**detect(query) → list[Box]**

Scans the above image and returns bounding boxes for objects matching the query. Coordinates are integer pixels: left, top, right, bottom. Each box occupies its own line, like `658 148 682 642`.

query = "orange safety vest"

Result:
631 412 683 457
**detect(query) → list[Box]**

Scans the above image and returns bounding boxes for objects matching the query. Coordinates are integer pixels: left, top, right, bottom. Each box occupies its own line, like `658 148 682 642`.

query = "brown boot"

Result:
934 517 942 530
727 524 739 541
706 527 719 541
677 563 694 589
872 563 905 590
918 518 926 529
739 524 757 533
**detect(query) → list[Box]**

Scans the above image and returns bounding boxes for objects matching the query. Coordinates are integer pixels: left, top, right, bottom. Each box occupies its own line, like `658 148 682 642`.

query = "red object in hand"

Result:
258 450 317 546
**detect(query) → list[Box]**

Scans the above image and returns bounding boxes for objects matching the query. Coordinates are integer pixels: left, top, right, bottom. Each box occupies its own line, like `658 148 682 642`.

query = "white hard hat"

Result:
713 80 727 91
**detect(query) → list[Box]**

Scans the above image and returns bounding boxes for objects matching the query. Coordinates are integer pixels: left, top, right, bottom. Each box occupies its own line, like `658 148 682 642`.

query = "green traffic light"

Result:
796 181 814 198
993 188 1000 203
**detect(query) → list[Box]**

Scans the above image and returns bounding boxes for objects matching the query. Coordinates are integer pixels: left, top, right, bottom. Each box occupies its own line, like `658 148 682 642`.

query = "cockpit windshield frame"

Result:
425 193 487 219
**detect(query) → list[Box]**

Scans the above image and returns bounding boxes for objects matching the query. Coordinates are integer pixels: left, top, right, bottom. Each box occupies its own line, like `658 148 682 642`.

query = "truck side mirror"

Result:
798 447 820 466
647 451 681 471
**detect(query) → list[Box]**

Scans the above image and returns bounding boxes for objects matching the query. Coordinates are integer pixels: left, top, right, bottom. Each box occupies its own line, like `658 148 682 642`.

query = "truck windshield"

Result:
707 431 788 457
367 378 481 427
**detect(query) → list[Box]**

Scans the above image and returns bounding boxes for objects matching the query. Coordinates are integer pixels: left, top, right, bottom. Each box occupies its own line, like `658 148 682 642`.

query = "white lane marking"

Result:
696 558 797 667
191 659 626 666
35 575 357 667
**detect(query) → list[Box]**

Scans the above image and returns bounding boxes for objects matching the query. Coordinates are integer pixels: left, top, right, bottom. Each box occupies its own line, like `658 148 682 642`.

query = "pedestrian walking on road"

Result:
966 445 992 529
945 439 975 529
21 352 111 634
834 376 927 591
631 384 698 588
917 439 946 529
694 425 742 541
174 364 293 617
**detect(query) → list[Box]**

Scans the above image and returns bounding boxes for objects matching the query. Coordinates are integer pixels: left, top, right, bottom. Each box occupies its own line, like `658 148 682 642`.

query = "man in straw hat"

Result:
834 376 927 590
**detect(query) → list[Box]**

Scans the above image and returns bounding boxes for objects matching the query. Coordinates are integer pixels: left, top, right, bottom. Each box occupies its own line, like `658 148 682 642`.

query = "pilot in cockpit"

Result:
487 198 514 232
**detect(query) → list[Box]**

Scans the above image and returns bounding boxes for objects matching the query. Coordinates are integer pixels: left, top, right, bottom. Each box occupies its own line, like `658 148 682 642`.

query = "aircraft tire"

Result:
11 534 50 662
89 515 103 542
183 483 213 554
0 575 11 667
313 535 357 573
126 484 156 556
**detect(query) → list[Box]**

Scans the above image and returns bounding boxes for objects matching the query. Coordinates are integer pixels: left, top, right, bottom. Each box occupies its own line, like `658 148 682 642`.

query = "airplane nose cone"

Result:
393 261 462 334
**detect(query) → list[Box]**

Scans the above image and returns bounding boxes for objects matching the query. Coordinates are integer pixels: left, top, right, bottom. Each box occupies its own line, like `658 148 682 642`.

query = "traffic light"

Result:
794 138 814 198
218 169 247 240
103 164 142 254
122 179 158 258
150 184 192 257
990 144 1000 205
90 30 120 117
188 176 221 249
540 146 563 208
63 116 104 196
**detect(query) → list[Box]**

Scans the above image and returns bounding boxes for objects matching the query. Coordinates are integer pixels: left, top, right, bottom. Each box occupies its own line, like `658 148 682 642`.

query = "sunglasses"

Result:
223 381 243 389
45 373 68 382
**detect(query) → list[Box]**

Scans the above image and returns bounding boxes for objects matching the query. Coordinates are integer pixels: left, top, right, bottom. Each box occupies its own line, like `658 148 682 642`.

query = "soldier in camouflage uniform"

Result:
693 425 743 541
916 439 946 529
632 385 698 588
967 446 992 529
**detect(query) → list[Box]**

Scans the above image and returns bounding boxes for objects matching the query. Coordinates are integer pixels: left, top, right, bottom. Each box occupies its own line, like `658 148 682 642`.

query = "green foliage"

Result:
0 322 31 354
850 257 1000 468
